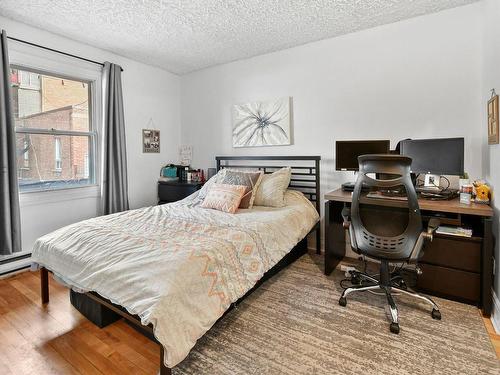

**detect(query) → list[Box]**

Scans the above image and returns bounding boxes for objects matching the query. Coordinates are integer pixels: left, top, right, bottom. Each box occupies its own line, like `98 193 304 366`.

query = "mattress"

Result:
31 189 319 367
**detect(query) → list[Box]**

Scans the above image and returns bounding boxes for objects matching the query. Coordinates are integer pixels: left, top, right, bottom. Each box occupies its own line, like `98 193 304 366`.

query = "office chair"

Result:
339 154 441 334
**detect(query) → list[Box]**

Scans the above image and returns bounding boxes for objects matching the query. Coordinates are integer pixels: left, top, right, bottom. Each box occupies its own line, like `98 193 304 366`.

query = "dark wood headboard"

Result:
216 156 321 214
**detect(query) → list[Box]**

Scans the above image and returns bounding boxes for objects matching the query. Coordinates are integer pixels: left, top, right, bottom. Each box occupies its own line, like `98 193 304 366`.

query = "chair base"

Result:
339 269 441 334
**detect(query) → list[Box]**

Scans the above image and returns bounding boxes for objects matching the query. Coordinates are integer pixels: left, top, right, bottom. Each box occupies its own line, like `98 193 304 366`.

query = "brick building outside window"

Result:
11 68 95 192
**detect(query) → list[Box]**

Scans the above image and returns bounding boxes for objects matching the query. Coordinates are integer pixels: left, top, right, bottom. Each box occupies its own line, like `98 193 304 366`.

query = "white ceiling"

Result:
0 0 477 75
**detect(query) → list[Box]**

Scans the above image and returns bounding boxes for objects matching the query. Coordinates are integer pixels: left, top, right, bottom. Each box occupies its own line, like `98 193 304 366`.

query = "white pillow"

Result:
253 167 292 208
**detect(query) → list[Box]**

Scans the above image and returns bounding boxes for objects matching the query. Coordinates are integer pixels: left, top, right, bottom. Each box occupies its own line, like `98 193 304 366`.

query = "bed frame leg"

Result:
159 346 172 375
40 267 49 304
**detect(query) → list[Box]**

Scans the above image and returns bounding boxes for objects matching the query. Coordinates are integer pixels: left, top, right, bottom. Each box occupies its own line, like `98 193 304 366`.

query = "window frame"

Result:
12 65 97 192
8 43 102 199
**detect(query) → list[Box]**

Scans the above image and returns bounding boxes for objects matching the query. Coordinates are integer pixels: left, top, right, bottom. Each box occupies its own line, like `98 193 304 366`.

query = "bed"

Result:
33 156 321 374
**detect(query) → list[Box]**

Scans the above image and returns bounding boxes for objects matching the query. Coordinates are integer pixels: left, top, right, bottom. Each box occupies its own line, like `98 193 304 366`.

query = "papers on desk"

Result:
435 226 473 238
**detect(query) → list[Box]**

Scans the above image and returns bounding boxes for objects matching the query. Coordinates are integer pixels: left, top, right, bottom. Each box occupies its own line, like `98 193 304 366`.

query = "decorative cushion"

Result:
201 183 247 213
253 167 292 208
198 169 227 200
220 170 263 208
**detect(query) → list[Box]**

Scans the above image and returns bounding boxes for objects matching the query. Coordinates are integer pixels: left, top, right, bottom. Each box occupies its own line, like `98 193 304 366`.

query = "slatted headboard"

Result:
215 156 321 214
216 156 321 253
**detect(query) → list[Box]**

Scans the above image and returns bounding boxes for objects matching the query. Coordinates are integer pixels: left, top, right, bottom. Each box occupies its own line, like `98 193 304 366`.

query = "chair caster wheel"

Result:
339 297 347 307
390 322 400 334
431 309 441 320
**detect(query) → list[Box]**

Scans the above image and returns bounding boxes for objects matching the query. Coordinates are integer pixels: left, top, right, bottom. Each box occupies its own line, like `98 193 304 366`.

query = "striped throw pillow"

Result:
220 170 263 209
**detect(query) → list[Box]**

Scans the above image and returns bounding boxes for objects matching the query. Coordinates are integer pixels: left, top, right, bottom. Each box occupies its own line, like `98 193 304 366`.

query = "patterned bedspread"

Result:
31 190 319 367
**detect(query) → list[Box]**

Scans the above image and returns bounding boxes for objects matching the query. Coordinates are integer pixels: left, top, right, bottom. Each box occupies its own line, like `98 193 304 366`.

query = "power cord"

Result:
429 175 450 192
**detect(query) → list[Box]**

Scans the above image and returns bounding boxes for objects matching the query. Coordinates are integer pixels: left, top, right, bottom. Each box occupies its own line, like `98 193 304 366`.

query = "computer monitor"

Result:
335 140 391 171
399 137 464 175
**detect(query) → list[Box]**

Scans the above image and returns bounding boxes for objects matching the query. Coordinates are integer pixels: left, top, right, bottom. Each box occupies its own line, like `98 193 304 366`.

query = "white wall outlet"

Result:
424 174 441 189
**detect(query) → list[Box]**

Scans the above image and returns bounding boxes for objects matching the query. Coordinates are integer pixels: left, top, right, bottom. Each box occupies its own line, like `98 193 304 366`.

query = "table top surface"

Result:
325 188 493 217
158 179 204 186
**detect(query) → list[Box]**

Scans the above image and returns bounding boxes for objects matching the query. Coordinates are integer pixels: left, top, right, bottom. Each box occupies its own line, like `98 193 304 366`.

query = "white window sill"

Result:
19 185 100 207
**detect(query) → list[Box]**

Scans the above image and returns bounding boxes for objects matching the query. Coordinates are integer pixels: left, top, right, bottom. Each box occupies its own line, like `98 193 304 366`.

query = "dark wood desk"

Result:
324 188 494 316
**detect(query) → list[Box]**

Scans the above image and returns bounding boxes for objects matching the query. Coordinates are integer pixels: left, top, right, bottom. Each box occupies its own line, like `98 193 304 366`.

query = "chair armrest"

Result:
341 207 351 229
425 218 441 241
409 218 441 262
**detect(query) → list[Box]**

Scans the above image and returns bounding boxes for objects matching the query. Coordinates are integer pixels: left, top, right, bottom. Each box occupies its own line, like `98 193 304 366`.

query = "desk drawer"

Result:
417 263 480 303
420 235 481 273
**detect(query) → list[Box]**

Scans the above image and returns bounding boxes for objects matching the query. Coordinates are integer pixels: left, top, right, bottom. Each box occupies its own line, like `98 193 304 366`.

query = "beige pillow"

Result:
253 167 292 208
201 183 246 213
220 170 263 208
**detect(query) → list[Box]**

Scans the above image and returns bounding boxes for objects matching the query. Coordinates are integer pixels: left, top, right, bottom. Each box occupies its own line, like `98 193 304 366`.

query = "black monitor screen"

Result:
399 138 464 175
335 140 390 171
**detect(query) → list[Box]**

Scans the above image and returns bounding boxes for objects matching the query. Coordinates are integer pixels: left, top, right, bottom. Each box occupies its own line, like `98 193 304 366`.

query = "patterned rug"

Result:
173 253 499 374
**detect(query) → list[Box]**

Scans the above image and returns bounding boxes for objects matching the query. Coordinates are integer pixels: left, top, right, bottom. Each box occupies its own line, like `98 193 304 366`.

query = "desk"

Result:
324 188 494 316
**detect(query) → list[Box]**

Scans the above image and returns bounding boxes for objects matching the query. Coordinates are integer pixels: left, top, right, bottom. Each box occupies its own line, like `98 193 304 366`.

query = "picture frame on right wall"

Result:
488 93 499 145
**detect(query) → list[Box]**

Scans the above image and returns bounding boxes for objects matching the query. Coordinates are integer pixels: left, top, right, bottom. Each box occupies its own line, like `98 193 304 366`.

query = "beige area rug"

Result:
173 253 499 374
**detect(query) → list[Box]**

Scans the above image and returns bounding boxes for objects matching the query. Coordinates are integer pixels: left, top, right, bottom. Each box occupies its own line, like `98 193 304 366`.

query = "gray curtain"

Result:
101 62 129 215
0 30 21 255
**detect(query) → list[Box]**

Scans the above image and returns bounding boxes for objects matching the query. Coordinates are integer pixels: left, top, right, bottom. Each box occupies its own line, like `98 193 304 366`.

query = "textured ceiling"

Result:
0 0 478 75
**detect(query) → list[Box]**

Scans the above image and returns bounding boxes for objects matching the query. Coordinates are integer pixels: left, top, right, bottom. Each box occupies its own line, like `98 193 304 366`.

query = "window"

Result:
18 70 41 90
23 138 29 168
11 67 96 192
54 138 62 171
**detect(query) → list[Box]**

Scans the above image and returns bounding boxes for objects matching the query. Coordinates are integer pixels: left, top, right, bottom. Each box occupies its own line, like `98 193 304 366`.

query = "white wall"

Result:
0 3 486 257
0 16 181 253
481 0 500 300
181 3 483 205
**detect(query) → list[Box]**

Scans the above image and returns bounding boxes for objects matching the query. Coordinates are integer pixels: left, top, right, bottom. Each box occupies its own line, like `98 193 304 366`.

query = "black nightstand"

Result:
158 180 204 204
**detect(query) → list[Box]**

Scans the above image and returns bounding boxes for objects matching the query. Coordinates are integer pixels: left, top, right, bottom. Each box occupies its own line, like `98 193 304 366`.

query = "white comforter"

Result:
31 190 319 367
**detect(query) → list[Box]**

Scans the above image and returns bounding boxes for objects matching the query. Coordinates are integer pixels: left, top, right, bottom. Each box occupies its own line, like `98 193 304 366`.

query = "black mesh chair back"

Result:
340 154 441 334
350 154 422 261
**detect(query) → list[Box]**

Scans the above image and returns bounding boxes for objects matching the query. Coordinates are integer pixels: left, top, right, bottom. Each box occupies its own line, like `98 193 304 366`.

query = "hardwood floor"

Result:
0 270 161 375
0 269 498 374
483 313 500 359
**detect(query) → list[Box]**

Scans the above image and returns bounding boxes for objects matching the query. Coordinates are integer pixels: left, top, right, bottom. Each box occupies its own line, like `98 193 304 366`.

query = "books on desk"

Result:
435 226 473 238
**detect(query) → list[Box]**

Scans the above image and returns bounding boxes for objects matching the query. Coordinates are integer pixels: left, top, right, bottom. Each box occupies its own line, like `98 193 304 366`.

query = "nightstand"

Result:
158 180 204 204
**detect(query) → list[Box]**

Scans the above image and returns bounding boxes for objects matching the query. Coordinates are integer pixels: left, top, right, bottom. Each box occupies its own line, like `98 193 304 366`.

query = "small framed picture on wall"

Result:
143 129 160 153
488 93 499 145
